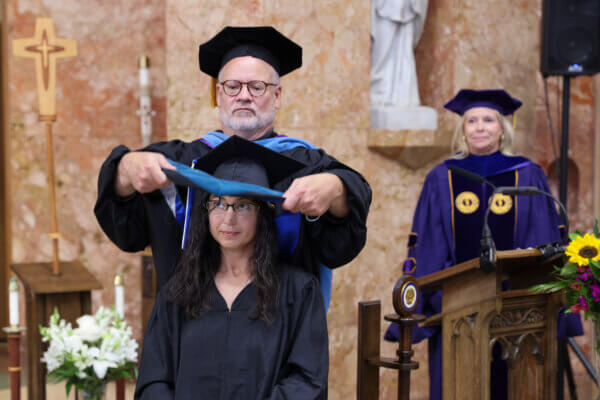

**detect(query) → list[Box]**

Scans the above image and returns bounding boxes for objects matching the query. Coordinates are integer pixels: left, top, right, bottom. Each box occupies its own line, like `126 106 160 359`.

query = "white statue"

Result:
370 0 437 130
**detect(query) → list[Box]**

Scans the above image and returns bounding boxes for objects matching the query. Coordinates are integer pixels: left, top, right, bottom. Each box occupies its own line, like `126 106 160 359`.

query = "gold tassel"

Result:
512 113 517 129
210 77 217 108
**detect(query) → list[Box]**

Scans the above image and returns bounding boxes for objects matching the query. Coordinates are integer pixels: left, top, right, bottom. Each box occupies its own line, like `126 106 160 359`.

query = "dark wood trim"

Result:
417 249 541 291
356 301 381 400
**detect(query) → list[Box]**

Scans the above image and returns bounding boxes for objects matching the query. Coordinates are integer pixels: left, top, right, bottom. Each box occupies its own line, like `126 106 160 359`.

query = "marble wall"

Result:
4 0 597 398
5 0 168 341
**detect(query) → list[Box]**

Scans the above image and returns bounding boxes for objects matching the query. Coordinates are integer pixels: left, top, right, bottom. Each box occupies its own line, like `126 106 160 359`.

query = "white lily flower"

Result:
40 307 139 393
92 360 117 379
75 315 103 342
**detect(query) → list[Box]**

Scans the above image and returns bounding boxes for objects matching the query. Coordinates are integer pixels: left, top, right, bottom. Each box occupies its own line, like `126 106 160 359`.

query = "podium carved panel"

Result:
418 249 565 400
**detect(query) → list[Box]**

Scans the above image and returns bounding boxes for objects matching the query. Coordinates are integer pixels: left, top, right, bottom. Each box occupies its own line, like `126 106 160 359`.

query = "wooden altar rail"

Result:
357 301 424 400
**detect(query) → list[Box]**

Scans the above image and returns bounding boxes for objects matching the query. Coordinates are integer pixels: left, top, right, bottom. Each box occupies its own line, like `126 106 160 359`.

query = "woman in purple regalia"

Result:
384 89 583 400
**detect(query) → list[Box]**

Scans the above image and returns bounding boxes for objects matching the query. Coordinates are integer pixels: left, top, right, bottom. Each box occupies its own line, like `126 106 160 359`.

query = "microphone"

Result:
482 186 570 268
448 165 498 273
448 165 569 272
492 186 569 241
494 186 569 261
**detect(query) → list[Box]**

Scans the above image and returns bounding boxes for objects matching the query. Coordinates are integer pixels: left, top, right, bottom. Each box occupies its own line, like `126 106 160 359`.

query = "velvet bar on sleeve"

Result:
134 264 328 400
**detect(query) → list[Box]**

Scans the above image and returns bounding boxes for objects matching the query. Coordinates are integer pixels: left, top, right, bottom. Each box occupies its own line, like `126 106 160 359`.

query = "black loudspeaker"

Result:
540 0 600 76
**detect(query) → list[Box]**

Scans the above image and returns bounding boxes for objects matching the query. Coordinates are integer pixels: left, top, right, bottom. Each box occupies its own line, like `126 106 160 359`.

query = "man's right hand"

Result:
114 152 176 197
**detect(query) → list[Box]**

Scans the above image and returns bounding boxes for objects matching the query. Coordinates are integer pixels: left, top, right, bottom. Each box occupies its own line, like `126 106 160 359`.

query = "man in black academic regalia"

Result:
94 27 371 309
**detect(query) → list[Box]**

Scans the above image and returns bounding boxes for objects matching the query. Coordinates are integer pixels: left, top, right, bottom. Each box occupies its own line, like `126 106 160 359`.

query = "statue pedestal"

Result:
370 105 437 131
368 105 449 169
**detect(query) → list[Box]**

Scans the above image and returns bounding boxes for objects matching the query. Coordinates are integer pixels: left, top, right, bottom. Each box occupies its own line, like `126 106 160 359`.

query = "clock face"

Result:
393 276 420 316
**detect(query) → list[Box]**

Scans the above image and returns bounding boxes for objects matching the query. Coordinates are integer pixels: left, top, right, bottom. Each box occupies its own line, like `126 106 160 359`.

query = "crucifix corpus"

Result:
10 18 102 400
13 17 76 275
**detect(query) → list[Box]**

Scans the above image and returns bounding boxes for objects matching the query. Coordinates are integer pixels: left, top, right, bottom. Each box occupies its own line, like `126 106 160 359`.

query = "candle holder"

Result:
137 54 155 147
3 326 26 400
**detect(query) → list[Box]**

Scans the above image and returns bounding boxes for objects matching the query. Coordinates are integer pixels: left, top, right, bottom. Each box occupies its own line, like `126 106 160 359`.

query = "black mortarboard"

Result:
165 136 308 248
196 135 306 186
444 89 523 116
163 135 306 201
198 26 303 78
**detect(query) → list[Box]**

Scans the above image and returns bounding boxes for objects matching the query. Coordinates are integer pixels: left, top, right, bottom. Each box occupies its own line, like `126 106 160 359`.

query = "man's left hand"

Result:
282 173 350 218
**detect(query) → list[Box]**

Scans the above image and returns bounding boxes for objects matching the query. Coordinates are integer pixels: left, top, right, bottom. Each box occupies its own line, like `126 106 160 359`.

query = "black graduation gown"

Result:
134 264 328 400
94 131 371 289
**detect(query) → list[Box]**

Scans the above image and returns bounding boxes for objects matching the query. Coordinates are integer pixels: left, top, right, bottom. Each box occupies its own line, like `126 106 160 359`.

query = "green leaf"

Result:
591 265 600 281
561 263 577 276
569 232 580 241
594 219 599 236
66 381 73 396
530 283 562 293
553 265 564 273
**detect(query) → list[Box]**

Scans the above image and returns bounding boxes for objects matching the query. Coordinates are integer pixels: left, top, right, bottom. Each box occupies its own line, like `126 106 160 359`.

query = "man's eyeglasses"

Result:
205 198 260 216
219 80 278 97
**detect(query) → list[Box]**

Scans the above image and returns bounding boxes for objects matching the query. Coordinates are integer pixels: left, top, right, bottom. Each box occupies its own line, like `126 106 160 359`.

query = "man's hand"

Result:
282 173 350 218
114 152 176 197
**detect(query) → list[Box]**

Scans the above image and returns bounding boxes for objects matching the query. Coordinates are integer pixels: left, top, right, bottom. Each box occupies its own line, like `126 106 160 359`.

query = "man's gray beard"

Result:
219 108 275 133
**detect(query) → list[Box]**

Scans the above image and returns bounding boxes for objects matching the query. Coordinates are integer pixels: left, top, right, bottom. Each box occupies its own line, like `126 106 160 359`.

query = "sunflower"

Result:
566 233 600 267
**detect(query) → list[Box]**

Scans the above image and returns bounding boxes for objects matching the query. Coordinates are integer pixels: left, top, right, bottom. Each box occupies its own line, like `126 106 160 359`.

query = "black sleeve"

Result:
268 276 329 400
278 147 372 267
93 140 198 252
134 293 179 399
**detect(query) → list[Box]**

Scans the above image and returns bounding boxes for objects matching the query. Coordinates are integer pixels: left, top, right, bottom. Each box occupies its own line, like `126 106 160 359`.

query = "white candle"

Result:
114 274 124 318
138 55 150 87
139 68 149 87
9 278 19 327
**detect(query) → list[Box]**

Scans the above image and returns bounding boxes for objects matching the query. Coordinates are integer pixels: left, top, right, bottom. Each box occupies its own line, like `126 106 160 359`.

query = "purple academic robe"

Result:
385 152 582 400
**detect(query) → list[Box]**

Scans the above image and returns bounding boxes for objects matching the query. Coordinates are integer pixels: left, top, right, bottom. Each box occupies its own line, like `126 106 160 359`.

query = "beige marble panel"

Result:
415 0 459 138
265 0 370 130
7 0 168 340
166 0 266 139
452 0 540 152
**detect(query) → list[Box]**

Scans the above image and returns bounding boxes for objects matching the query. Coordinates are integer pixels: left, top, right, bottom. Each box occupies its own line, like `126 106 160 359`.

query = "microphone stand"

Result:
557 75 574 400
447 165 500 273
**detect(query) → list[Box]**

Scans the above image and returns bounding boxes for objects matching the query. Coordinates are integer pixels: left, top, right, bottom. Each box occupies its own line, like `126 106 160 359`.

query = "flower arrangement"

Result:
531 224 600 352
40 307 138 399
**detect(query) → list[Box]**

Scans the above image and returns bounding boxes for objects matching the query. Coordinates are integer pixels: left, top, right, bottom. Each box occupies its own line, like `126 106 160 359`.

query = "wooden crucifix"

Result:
11 18 101 400
13 17 76 275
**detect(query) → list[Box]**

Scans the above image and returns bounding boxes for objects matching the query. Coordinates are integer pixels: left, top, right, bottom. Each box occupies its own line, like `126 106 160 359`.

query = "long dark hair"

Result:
166 195 280 322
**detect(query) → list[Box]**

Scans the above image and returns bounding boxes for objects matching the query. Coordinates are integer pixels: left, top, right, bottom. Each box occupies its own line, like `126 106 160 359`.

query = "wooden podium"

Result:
11 261 102 400
418 249 564 400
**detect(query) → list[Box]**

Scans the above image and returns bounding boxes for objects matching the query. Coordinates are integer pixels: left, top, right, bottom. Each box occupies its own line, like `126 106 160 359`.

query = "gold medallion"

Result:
404 286 416 307
455 191 479 214
490 193 513 215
